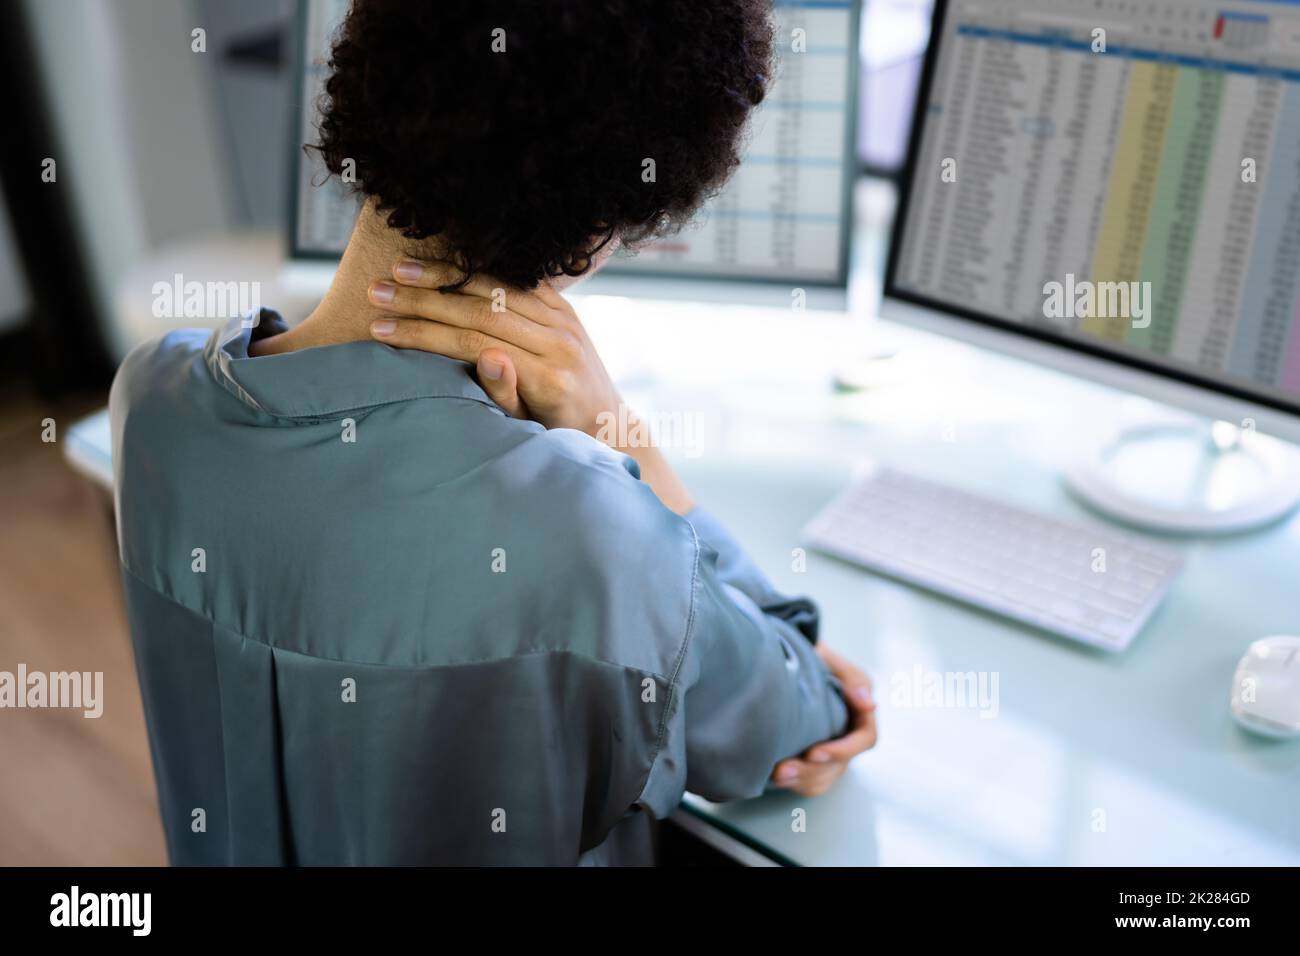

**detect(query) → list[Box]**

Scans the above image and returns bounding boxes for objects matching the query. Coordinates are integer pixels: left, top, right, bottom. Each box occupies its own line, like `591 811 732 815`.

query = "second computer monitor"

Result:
289 0 858 292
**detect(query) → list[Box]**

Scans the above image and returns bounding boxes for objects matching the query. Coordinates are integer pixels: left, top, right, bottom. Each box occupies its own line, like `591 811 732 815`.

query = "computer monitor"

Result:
288 0 358 261
884 0 1300 532
287 0 859 307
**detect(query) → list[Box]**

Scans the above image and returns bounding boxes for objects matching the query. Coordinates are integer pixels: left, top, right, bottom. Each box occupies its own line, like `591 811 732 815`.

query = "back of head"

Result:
313 0 775 289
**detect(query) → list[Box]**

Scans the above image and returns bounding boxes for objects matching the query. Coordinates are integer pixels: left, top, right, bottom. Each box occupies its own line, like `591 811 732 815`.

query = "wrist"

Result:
589 398 640 451
623 442 695 515
585 399 696 515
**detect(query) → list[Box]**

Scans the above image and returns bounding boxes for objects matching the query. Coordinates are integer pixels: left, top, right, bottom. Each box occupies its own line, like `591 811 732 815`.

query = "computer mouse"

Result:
1230 636 1300 739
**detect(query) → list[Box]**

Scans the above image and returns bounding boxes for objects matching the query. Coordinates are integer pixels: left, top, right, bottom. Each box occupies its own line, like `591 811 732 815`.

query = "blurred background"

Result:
0 0 931 865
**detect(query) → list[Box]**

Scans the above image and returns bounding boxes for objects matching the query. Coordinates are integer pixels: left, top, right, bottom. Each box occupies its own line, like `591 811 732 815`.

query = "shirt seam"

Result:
630 516 702 809
230 390 506 422
120 561 675 680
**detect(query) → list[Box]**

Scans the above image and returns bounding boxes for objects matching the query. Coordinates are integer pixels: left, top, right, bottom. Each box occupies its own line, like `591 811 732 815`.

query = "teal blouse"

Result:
109 310 848 865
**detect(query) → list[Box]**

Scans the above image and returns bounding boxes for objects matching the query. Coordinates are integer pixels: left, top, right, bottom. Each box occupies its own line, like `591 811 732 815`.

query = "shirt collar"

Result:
205 308 499 419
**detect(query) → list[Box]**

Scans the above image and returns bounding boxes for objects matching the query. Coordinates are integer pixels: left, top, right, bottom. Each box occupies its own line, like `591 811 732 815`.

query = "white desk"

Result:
570 292 1300 867
65 407 113 490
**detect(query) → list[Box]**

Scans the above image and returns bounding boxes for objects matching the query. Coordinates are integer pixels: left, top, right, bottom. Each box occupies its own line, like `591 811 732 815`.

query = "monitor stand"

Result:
1063 419 1300 535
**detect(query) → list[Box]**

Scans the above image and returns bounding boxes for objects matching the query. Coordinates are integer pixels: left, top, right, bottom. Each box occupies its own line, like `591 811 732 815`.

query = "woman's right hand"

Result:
368 259 623 435
368 258 696 514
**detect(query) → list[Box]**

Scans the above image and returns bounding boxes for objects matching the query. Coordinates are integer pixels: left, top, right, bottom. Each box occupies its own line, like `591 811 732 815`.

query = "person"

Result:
110 0 876 865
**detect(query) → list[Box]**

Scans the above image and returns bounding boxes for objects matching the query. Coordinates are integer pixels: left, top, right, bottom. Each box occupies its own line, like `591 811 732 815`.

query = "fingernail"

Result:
370 282 396 303
371 319 396 336
809 751 832 763
854 687 873 706
394 260 423 282
480 357 504 381
776 768 798 783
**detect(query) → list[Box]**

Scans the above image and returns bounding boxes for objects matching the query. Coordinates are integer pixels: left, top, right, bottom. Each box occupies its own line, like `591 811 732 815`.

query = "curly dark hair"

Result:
312 0 774 289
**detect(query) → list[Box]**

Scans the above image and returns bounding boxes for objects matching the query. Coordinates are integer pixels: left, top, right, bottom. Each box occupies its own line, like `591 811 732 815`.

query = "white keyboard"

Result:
803 463 1184 652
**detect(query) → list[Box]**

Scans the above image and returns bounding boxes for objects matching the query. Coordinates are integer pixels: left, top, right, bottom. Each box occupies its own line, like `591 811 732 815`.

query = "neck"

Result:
251 199 440 356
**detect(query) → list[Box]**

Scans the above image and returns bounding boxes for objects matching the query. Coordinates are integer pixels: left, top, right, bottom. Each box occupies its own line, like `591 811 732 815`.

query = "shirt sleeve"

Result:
638 507 850 811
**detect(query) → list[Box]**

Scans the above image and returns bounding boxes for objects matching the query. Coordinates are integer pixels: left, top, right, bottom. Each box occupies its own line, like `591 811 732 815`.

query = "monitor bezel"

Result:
882 0 1300 424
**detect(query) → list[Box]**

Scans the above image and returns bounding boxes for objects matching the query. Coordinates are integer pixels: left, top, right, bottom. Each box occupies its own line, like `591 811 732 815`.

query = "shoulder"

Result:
491 427 704 675
521 428 698 565
111 328 222 457
115 327 210 381
109 328 211 422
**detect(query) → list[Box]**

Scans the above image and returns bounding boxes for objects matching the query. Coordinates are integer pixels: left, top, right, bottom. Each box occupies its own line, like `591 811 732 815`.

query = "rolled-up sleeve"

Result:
638 507 849 812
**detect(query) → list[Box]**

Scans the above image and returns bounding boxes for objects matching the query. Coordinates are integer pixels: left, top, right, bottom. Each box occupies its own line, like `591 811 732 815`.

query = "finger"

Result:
475 349 526 419
771 759 807 787
790 770 843 798
819 646 873 693
771 757 839 786
390 260 559 326
846 683 875 713
841 665 873 694
816 646 874 700
391 257 479 291
370 281 554 354
797 765 847 797
425 258 568 315
772 760 845 797
805 708 878 764
370 316 539 377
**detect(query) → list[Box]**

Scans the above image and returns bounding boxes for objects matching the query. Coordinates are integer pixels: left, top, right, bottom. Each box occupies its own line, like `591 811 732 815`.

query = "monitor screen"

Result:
290 0 356 258
889 0 1300 416
289 0 857 289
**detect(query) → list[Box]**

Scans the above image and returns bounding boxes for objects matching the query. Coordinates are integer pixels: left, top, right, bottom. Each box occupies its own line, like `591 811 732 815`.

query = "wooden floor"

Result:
0 386 166 865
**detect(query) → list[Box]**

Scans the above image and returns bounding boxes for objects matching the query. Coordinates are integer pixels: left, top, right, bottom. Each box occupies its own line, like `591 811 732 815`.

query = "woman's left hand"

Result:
769 645 878 797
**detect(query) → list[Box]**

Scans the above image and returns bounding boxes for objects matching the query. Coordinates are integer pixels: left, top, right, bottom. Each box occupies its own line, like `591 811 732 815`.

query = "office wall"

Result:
22 0 234 358
196 0 293 230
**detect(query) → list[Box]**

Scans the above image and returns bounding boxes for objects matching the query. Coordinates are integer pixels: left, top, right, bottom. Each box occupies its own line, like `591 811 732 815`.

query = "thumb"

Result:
476 349 526 419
